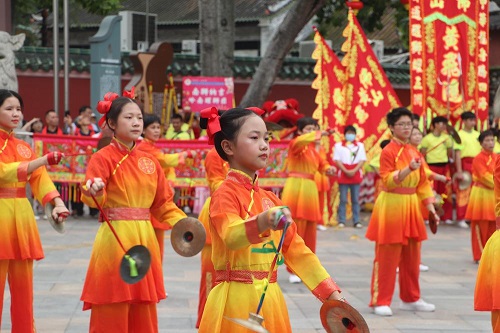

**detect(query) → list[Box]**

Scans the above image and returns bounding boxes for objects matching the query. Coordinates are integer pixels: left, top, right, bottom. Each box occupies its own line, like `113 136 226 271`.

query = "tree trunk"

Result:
199 0 219 76
217 0 234 77
239 0 326 108
199 0 234 77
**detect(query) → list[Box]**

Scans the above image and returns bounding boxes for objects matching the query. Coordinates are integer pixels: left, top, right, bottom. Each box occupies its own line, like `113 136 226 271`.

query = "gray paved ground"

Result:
1 212 493 332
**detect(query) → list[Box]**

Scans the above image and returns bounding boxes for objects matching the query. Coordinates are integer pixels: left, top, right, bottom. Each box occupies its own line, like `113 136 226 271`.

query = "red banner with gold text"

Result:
409 0 489 129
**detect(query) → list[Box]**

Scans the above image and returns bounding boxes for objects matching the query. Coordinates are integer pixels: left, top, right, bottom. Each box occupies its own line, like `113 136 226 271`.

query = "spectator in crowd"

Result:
41 109 63 135
74 115 95 136
63 110 76 135
21 117 43 133
412 113 420 128
76 105 100 134
454 111 481 228
165 113 193 140
420 116 454 224
334 125 367 228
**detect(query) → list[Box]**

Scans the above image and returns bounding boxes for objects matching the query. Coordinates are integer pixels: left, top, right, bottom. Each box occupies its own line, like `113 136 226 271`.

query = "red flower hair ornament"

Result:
200 106 221 145
96 87 136 128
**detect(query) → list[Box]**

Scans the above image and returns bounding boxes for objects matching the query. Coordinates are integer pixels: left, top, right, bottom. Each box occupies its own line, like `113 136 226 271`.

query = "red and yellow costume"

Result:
456 129 481 220
366 139 434 307
474 154 500 332
0 129 60 332
80 138 186 332
314 144 331 226
196 148 229 328
465 150 496 262
198 169 340 332
281 131 330 253
136 138 186 258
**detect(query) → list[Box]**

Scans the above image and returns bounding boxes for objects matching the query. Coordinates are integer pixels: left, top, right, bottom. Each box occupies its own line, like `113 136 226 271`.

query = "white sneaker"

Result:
288 274 301 284
373 305 393 316
444 219 454 225
419 264 429 272
317 225 327 231
337 223 345 228
400 299 435 312
457 220 469 229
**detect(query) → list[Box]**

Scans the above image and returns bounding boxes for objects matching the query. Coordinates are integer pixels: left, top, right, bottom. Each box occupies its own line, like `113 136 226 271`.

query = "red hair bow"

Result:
247 107 265 116
123 86 135 99
200 107 221 145
96 92 119 128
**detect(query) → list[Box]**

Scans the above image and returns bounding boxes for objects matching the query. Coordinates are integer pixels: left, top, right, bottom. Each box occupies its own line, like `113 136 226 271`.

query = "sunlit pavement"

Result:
1 212 491 332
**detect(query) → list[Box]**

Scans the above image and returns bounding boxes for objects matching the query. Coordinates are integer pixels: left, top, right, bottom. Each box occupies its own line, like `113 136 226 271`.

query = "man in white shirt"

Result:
333 125 367 228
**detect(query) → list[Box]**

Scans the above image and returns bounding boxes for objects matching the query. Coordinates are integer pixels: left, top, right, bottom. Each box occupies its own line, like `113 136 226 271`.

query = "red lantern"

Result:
346 0 364 11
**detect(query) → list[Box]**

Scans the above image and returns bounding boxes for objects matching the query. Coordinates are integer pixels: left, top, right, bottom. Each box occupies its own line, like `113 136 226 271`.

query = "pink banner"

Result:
33 134 289 187
182 76 234 113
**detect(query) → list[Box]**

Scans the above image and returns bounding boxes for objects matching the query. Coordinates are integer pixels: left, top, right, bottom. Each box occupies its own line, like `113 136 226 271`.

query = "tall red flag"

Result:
341 9 402 152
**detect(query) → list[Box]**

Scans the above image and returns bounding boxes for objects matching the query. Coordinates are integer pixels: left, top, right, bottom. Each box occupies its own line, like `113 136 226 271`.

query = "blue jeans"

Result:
338 183 361 224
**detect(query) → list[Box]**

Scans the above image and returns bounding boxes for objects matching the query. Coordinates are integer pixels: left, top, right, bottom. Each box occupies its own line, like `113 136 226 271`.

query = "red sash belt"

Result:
382 187 416 195
0 187 26 198
98 207 150 222
215 269 277 284
288 172 315 180
472 182 493 190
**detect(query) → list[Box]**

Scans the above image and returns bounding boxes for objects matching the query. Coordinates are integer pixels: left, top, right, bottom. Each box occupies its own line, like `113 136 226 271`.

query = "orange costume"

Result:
198 169 340 332
281 131 330 253
136 138 186 258
0 129 60 332
475 154 500 332
314 144 331 226
465 150 496 262
80 138 186 332
366 139 434 307
196 148 229 328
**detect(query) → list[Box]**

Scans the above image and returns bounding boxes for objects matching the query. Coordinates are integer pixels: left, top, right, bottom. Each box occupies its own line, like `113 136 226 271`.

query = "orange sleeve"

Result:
80 153 110 207
210 190 264 250
289 131 322 155
150 158 187 226
30 166 59 206
415 157 434 205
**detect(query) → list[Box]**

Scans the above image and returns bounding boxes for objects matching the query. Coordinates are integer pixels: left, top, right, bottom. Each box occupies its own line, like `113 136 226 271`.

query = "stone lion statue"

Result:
0 32 25 92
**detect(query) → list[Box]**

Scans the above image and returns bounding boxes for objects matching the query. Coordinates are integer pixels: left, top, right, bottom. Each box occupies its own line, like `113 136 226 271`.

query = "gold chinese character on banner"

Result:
411 41 423 55
359 68 373 89
441 52 460 77
458 0 471 11
413 93 423 107
370 89 384 107
358 88 370 106
443 26 459 51
430 0 444 9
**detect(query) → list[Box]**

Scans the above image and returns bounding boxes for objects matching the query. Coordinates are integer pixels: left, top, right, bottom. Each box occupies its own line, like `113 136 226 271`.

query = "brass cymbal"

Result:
119 245 151 284
170 217 206 257
453 170 472 191
428 210 438 234
321 300 370 333
45 202 66 234
224 313 269 333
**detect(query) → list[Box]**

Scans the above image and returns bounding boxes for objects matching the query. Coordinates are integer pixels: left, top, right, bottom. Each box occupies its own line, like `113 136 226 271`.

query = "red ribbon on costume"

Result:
96 92 120 128
246 106 265 116
123 87 135 99
200 107 221 144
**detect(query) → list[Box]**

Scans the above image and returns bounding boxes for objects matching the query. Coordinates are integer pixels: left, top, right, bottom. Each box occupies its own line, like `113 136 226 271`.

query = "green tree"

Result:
12 0 123 46
240 0 409 108
315 0 409 49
